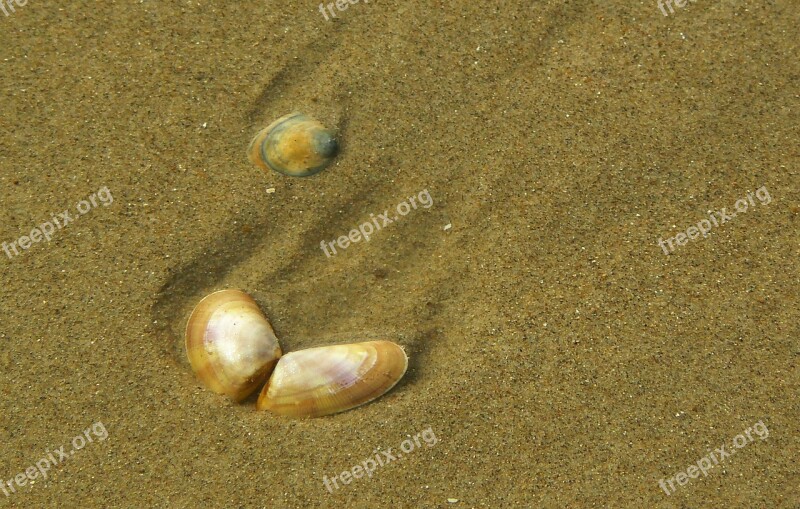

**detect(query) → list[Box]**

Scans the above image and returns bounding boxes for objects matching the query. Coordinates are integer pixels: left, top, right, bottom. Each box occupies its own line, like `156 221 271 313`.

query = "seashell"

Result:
256 340 407 418
185 289 282 402
247 112 339 177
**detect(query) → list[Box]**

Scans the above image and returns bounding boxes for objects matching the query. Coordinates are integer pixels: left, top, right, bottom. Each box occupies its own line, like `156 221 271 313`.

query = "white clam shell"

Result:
185 289 282 401
257 340 407 417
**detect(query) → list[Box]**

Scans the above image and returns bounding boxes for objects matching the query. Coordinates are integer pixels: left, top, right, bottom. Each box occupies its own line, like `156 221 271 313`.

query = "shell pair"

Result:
185 289 407 418
248 113 339 177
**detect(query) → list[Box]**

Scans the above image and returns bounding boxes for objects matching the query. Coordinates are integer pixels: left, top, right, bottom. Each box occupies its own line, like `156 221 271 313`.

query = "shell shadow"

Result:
246 27 345 124
150 215 279 368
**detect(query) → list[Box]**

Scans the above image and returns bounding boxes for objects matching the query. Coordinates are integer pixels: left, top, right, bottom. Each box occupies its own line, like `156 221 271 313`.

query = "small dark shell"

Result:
248 113 339 177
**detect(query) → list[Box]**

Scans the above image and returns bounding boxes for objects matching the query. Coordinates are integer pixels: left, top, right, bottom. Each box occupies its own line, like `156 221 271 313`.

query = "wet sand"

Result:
0 0 797 507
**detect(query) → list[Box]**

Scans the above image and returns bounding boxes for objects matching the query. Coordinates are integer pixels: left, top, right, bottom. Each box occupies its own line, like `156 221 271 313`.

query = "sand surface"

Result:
0 0 797 507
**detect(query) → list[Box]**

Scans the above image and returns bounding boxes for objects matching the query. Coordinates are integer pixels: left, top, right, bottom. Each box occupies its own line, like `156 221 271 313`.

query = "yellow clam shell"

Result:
185 289 282 402
247 112 339 177
256 340 408 418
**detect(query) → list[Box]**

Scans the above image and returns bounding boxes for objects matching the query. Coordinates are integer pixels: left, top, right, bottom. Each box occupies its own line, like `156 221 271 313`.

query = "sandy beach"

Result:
0 0 797 507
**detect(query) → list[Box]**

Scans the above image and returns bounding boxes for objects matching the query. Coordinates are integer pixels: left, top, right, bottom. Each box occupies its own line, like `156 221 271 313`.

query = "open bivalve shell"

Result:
257 340 408 418
185 289 282 402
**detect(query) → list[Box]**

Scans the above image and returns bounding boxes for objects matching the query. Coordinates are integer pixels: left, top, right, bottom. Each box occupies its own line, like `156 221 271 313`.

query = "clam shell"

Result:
247 112 339 177
257 340 407 418
185 289 282 402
